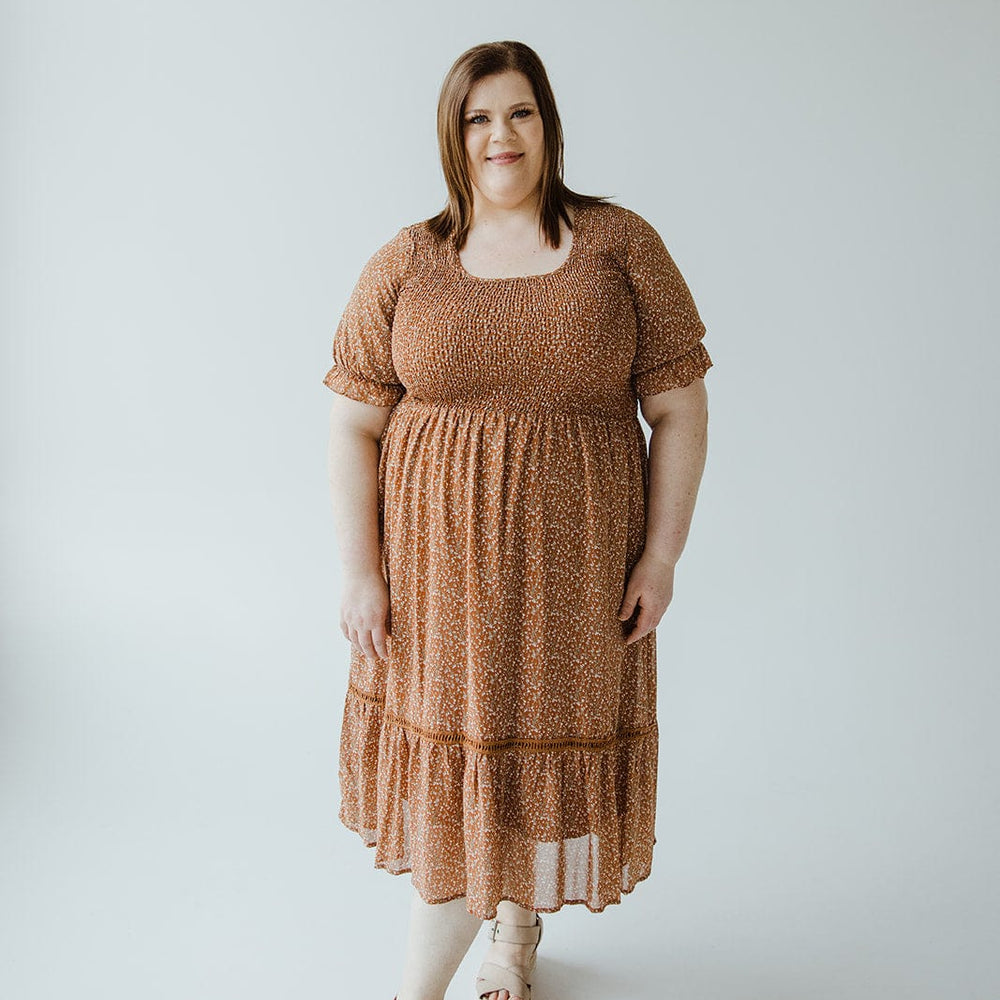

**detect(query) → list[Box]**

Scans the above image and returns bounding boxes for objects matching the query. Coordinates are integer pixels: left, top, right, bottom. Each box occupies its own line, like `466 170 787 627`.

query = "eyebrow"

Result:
464 101 536 114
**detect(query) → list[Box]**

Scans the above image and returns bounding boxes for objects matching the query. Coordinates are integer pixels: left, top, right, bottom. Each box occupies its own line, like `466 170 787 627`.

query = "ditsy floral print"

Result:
323 202 712 920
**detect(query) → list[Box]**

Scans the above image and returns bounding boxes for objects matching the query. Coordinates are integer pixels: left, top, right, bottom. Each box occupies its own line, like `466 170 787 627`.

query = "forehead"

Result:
464 70 535 108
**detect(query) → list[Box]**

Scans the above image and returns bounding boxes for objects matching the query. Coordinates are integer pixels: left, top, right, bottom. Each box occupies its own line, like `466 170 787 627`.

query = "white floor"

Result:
2 600 997 999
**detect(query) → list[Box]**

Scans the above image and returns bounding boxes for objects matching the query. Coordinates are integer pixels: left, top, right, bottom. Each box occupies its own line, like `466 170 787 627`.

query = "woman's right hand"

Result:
340 570 392 662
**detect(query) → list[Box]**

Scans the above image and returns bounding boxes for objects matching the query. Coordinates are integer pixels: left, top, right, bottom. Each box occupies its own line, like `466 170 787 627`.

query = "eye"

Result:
465 108 535 125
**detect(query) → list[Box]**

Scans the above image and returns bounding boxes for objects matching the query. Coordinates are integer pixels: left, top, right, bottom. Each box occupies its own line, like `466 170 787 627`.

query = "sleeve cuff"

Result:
323 365 405 407
632 342 713 397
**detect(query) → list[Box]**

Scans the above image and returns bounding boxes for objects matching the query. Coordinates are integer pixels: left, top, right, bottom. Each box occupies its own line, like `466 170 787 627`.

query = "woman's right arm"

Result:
327 393 395 663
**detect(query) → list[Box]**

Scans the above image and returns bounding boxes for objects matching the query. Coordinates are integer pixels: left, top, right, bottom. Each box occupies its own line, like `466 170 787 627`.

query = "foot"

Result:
478 914 539 1000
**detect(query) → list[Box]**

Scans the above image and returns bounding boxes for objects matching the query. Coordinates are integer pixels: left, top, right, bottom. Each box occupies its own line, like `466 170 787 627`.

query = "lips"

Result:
489 153 523 163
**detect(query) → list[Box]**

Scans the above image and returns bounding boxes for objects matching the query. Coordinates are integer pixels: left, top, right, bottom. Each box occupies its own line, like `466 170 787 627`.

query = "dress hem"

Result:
338 810 658 920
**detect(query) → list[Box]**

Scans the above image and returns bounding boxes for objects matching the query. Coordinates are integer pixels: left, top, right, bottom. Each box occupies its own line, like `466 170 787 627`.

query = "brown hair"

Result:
425 41 616 251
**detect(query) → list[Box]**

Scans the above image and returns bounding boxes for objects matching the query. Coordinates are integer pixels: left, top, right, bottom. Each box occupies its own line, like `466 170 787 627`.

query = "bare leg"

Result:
480 900 539 1000
396 888 483 1000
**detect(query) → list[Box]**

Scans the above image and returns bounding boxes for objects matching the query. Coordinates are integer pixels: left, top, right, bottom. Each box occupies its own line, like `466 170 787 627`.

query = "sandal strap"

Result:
475 961 532 1000
477 913 543 998
487 914 543 946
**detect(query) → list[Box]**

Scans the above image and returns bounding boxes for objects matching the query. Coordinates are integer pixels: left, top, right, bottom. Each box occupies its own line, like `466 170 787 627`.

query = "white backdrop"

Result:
2 1 998 998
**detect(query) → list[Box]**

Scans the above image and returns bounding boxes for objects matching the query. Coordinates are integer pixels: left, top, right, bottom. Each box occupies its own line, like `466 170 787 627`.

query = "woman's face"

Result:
462 70 546 213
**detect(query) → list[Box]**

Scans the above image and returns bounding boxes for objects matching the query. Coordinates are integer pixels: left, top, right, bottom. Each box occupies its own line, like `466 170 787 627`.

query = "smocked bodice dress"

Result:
322 201 713 920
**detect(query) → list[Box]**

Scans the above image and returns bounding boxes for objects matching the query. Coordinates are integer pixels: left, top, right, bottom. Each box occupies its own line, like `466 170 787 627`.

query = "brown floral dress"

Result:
323 201 713 919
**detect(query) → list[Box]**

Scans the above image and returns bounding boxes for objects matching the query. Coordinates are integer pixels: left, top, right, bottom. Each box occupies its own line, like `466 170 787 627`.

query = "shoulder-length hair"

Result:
425 40 616 251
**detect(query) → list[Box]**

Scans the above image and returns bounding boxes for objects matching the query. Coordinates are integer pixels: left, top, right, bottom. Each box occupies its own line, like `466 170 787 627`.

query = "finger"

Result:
621 601 647 643
627 601 664 643
371 622 390 660
624 619 653 644
358 628 379 662
619 587 638 620
634 604 657 634
621 614 639 643
347 624 364 657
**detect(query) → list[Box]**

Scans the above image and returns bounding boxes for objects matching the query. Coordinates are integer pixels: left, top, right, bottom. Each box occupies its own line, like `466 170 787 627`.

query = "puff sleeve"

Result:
623 208 713 397
322 225 412 406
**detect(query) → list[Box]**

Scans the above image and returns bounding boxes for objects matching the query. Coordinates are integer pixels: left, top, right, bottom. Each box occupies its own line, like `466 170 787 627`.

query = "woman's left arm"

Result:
619 377 709 644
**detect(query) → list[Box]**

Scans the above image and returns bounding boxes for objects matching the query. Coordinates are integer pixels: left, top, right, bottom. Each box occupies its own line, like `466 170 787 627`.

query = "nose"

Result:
491 119 517 141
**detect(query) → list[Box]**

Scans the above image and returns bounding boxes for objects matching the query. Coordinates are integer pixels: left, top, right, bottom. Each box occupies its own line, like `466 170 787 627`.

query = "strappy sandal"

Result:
475 912 544 1000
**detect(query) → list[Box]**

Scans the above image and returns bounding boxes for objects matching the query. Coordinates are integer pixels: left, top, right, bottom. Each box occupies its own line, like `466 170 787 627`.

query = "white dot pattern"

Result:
323 202 713 919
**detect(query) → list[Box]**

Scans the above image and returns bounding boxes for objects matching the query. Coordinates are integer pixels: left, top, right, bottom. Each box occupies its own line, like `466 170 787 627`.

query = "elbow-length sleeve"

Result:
623 208 714 397
322 225 413 406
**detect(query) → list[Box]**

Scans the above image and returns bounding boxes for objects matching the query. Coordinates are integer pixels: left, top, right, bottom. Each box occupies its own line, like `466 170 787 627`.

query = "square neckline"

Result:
447 204 591 283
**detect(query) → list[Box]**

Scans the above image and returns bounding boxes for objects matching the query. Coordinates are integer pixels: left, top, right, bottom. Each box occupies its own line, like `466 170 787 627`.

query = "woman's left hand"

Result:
619 552 675 645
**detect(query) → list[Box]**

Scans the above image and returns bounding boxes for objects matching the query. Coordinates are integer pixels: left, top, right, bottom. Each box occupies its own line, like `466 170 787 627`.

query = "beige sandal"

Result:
475 913 544 1000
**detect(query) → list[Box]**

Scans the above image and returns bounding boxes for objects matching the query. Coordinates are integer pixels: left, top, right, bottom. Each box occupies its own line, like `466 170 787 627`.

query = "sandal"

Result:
474 912 544 1000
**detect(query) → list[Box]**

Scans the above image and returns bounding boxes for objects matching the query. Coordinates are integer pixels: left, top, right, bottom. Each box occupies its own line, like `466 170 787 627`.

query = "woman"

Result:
324 40 713 1000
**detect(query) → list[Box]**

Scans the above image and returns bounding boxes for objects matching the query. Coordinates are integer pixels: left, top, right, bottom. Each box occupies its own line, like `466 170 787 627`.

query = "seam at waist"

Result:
395 396 638 426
